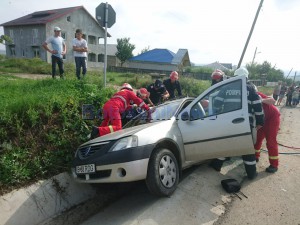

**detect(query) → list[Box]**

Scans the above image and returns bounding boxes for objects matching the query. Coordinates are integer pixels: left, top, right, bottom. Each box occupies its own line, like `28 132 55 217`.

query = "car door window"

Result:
191 79 242 119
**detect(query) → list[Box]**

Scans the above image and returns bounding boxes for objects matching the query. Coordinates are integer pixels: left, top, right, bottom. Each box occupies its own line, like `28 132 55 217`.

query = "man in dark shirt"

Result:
163 71 182 99
147 79 169 105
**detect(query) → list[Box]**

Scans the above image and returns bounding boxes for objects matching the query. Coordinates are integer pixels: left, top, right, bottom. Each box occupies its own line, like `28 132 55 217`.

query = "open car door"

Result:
177 75 255 161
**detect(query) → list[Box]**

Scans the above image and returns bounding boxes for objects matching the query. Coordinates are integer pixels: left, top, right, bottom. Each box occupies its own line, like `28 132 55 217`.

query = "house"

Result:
203 61 233 71
127 48 191 74
99 44 121 67
0 6 110 69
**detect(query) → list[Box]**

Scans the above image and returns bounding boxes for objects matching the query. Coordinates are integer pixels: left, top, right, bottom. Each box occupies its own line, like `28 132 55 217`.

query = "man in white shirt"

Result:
72 29 88 79
42 27 66 79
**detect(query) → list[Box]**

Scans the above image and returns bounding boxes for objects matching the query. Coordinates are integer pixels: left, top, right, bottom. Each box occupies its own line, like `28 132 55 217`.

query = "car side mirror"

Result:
181 111 190 121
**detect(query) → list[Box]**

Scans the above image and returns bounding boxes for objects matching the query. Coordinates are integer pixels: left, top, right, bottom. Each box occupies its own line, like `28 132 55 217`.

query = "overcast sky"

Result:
1 0 299 75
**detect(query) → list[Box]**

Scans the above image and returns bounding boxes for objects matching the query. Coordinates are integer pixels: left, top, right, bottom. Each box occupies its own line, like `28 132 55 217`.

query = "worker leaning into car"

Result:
211 69 225 86
91 83 150 138
163 71 182 99
136 88 154 107
210 67 264 179
255 91 280 173
147 79 170 105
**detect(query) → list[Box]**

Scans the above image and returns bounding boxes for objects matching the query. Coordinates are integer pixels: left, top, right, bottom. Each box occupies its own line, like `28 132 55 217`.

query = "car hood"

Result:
85 122 165 145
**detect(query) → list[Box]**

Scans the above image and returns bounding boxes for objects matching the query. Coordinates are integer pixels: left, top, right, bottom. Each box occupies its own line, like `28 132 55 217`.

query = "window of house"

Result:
32 47 40 58
9 30 14 42
10 47 16 56
67 16 71 22
32 29 39 45
61 32 66 40
88 35 96 45
88 53 96 62
22 49 25 57
98 54 104 62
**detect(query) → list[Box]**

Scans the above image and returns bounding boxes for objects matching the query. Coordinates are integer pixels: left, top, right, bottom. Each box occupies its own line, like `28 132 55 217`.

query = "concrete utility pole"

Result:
237 0 264 69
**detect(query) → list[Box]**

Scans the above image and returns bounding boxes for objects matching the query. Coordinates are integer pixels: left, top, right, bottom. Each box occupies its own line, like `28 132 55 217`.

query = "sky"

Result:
1 0 300 75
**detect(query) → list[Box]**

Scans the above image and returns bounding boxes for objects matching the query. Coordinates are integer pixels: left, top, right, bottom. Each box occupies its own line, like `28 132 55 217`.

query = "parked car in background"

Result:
72 75 254 197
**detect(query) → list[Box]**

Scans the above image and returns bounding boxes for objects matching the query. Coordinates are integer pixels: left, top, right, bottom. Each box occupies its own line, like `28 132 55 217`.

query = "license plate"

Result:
76 164 95 174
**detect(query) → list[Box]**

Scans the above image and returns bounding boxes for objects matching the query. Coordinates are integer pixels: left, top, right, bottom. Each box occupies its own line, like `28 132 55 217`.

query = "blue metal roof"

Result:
129 49 176 63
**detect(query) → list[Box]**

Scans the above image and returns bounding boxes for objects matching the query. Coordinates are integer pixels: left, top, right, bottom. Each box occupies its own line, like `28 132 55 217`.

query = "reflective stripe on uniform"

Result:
139 101 145 108
217 157 226 160
108 125 114 133
269 156 279 160
244 160 256 165
255 149 261 153
252 99 262 104
111 95 127 109
224 99 240 103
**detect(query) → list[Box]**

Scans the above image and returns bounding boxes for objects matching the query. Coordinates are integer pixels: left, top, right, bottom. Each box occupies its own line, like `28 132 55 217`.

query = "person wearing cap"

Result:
163 71 182 99
42 27 66 79
147 79 170 105
91 83 150 138
72 29 88 80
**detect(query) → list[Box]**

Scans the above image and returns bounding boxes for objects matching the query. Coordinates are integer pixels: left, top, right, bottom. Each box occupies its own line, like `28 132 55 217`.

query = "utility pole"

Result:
237 0 264 68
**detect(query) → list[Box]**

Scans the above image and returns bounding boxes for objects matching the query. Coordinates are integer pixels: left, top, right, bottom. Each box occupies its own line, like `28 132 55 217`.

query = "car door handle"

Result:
232 118 245 124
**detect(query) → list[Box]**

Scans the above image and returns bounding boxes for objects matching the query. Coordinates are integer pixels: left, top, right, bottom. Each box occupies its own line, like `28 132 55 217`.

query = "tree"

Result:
246 61 285 82
115 38 135 66
139 46 150 55
0 35 12 45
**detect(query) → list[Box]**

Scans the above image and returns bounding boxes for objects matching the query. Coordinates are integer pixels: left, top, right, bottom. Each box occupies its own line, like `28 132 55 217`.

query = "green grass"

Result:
0 57 211 195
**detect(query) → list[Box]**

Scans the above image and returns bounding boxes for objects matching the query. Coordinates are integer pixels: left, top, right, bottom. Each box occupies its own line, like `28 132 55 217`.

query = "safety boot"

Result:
266 165 278 173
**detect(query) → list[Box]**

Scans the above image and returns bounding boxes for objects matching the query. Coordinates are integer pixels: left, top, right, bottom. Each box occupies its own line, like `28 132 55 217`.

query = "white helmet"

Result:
234 67 249 78
120 83 133 91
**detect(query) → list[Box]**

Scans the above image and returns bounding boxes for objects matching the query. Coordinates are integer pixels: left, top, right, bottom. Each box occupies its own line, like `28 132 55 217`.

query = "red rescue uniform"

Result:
254 92 280 168
98 89 150 136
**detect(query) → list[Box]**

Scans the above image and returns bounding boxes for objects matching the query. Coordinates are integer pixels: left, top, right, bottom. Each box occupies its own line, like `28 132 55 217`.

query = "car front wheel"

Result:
146 148 179 197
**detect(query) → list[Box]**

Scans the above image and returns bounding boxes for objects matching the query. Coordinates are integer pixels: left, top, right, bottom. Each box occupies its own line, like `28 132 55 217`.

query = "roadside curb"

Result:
0 172 96 225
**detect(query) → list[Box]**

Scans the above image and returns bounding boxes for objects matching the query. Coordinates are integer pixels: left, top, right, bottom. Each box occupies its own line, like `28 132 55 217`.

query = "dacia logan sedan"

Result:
72 75 255 197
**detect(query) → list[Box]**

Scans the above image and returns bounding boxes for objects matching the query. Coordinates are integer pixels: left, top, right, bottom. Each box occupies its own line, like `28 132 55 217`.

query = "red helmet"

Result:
137 88 150 99
170 71 179 80
211 69 224 81
120 83 133 91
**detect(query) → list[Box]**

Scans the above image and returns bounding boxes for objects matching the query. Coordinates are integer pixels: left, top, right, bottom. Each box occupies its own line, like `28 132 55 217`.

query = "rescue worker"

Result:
210 67 264 179
91 83 150 138
163 71 182 99
255 91 280 173
147 79 170 105
211 69 225 86
136 88 154 107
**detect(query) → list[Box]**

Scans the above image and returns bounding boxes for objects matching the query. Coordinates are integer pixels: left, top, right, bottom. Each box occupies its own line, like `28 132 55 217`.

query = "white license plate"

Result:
76 164 95 174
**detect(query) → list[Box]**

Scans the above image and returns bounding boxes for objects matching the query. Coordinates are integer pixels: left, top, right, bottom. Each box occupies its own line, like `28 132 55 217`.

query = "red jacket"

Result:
110 89 150 113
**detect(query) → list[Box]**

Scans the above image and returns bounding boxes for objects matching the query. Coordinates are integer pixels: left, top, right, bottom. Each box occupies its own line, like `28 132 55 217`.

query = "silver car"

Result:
72 75 255 197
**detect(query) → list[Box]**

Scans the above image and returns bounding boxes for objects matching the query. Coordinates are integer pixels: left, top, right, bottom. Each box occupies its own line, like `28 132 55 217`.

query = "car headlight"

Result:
110 135 138 152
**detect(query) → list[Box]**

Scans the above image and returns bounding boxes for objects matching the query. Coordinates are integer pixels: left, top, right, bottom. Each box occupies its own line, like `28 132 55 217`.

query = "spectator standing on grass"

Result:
42 27 66 79
255 91 280 173
163 71 182 99
72 29 88 80
273 81 282 102
277 82 287 106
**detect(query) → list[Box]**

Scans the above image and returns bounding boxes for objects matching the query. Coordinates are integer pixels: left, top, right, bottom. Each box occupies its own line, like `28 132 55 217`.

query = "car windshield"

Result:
123 100 182 128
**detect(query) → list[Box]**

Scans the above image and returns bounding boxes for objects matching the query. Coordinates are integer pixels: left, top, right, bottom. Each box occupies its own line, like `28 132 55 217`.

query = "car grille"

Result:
77 141 114 160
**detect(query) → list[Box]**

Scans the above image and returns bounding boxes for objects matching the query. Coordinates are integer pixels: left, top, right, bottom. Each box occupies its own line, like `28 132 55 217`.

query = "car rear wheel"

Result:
146 148 179 197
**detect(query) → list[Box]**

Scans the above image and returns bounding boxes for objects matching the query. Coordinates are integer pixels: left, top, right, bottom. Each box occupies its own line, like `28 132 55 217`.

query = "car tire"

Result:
146 148 179 197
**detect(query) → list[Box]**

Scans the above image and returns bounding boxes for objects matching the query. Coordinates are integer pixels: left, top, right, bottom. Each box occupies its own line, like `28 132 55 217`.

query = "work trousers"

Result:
98 100 123 136
51 55 64 77
254 116 280 168
75 57 87 79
